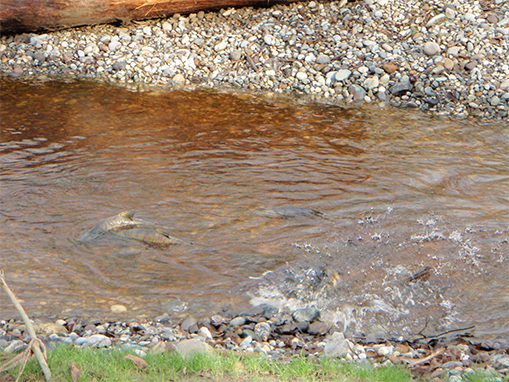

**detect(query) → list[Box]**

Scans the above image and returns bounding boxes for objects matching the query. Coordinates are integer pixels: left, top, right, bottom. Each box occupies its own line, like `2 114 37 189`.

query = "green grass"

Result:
0 344 417 382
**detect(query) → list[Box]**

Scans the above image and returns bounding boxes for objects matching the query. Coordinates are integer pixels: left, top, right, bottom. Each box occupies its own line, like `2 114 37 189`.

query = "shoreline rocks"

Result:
1 305 508 380
0 0 508 120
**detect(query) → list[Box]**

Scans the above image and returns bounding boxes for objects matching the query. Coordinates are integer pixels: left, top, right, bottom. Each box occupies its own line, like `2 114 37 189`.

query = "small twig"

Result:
398 346 444 367
0 270 51 381
416 317 430 338
414 323 476 341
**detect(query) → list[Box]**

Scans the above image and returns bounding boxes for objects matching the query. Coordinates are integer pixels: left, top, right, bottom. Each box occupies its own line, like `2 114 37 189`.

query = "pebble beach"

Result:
1 0 508 120
2 305 509 380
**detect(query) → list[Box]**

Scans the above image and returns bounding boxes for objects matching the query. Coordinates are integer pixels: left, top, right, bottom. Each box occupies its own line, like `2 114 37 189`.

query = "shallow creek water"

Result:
1 80 508 346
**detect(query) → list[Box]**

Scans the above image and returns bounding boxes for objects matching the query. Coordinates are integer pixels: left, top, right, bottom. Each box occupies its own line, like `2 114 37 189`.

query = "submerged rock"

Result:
253 206 323 218
115 228 183 245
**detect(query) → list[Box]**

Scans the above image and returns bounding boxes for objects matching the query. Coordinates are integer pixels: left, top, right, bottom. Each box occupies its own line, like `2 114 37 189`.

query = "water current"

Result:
1 80 508 346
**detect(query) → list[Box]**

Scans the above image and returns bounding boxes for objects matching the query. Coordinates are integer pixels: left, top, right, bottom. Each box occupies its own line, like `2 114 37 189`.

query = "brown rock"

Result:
308 322 331 335
444 57 454 70
487 13 499 24
465 60 478 71
383 62 398 74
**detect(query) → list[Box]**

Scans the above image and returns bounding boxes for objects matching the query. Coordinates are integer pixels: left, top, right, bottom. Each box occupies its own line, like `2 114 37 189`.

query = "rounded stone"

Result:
110 304 127 313
214 41 228 52
172 73 185 83
230 49 242 61
423 41 440 56
316 54 331 64
490 96 501 106
296 71 308 81
335 69 351 82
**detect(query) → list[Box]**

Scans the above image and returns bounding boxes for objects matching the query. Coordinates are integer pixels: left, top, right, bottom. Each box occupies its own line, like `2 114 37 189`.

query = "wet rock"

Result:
292 307 320 323
110 304 127 313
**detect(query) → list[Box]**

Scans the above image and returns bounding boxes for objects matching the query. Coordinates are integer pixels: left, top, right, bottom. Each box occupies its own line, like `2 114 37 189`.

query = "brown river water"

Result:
1 80 508 346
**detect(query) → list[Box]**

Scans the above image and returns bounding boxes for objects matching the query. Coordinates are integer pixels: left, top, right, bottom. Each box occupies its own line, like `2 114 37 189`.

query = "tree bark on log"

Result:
0 0 304 35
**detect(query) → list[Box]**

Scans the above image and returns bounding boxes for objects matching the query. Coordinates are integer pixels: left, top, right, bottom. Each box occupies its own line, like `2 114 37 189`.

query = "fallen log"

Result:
0 0 304 35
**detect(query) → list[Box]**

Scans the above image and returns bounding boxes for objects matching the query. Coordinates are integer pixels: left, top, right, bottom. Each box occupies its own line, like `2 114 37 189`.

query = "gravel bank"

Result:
2 305 509 381
1 0 508 120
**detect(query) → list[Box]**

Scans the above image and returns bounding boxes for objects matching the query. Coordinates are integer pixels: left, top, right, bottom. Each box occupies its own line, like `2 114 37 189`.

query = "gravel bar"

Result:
2 305 509 380
0 0 508 120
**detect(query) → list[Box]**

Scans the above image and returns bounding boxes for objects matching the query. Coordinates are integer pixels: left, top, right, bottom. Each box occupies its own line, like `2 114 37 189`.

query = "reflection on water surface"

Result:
1 80 508 346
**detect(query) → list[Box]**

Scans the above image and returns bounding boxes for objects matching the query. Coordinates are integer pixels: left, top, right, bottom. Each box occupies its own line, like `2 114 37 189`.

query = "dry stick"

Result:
0 271 52 381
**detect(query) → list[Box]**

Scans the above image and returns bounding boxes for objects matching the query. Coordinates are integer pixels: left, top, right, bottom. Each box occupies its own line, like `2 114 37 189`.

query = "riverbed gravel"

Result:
0 0 508 120
1 305 508 380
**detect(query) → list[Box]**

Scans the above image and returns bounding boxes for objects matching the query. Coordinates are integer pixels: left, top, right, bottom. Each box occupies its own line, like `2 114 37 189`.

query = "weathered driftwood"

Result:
0 271 51 381
0 0 303 34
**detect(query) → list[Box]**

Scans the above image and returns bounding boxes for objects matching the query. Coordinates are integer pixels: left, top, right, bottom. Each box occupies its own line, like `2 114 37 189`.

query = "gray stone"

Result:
230 49 242 61
323 332 349 358
240 335 252 349
181 317 197 332
229 316 246 327
292 307 320 323
254 322 271 341
335 69 352 82
86 334 111 348
391 80 412 95
210 314 227 327
490 96 501 106
442 361 463 369
316 54 331 64
494 355 509 369
308 322 331 335
4 340 26 353
214 41 228 52
348 85 367 101
108 41 121 51
263 35 274 45
424 41 440 56
198 326 213 340
162 21 172 32
363 75 379 89
176 338 212 359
